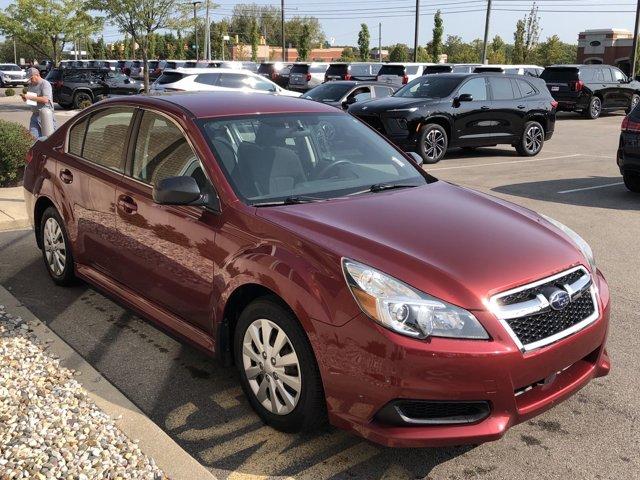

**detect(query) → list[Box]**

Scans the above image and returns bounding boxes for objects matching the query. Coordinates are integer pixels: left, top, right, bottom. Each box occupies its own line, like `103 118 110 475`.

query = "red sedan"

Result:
23 92 610 447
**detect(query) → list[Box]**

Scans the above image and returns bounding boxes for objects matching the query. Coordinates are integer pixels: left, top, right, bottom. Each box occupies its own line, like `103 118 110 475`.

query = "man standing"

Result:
20 67 56 138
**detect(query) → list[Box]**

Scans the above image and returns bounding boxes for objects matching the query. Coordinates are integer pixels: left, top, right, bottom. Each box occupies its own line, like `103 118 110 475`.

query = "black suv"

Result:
617 106 640 192
46 68 142 109
349 73 556 163
542 64 640 119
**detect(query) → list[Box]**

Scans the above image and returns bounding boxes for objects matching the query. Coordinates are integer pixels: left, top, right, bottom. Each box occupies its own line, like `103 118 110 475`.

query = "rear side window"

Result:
157 72 186 84
194 73 220 86
80 108 135 171
489 77 514 100
290 64 309 74
516 79 537 97
68 118 88 156
218 73 251 89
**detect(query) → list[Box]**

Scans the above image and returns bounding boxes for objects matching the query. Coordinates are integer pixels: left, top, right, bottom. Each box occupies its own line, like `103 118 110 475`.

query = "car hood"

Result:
256 181 586 311
349 95 443 114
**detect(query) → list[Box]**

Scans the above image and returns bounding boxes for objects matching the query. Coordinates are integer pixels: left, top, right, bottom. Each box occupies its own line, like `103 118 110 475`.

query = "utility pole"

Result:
413 0 419 62
631 0 640 78
379 23 382 62
192 1 202 61
481 0 492 64
281 0 286 61
205 0 211 60
13 37 17 65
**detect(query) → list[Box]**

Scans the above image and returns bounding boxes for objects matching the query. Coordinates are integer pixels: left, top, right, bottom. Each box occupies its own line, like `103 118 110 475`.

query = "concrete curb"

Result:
0 284 217 480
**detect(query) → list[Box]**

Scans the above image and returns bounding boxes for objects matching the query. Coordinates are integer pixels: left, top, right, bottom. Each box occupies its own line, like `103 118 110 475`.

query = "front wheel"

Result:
234 297 327 433
418 123 448 164
516 121 545 157
623 172 640 193
40 207 76 286
627 94 640 114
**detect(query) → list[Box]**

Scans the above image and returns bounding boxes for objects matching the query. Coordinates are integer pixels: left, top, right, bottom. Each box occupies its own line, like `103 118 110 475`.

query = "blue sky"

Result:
0 0 635 47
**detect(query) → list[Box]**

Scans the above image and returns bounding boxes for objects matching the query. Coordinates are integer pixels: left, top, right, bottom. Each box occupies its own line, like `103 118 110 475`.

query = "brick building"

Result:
230 45 345 62
577 28 634 75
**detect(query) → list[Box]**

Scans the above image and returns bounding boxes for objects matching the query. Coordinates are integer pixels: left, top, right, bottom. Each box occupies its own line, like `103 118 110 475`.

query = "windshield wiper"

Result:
369 183 419 193
253 195 325 207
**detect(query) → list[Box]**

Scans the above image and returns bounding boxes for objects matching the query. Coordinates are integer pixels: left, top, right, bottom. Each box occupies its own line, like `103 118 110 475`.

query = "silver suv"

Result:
288 63 329 91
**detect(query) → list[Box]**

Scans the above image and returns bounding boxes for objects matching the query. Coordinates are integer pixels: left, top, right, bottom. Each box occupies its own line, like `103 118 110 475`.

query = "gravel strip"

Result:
0 305 168 480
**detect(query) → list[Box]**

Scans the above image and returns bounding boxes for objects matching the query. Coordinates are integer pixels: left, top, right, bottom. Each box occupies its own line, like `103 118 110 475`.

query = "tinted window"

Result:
290 64 309 74
218 73 252 89
373 85 394 97
395 76 461 98
423 65 452 74
405 66 420 75
194 73 220 86
258 63 273 74
133 111 199 186
516 79 536 97
525 68 541 77
68 118 88 157
46 69 62 81
82 108 134 171
458 77 487 101
326 64 348 76
303 83 353 101
489 77 514 100
157 72 186 84
378 65 405 76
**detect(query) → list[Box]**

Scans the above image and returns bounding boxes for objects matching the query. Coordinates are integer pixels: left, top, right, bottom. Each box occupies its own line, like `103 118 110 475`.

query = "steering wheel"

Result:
315 160 359 179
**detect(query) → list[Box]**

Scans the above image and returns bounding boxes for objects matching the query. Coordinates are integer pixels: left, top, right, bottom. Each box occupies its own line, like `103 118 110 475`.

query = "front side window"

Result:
303 83 353 101
217 74 252 89
373 85 394 97
457 77 488 101
194 73 220 86
77 108 135 171
611 68 626 82
200 113 428 204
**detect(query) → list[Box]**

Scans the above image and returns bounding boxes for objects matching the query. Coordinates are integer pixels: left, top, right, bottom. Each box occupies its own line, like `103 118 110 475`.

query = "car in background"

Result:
474 65 543 76
0 63 27 87
541 64 640 119
421 64 482 75
288 63 329 91
46 67 142 109
151 68 301 97
257 62 292 88
324 63 382 82
617 106 640 192
302 80 395 109
376 63 432 87
350 73 556 163
23 91 610 449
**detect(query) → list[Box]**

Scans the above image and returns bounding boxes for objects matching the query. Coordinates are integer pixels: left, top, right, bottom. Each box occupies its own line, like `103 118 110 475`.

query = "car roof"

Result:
318 80 384 85
164 68 255 74
547 64 611 69
106 91 340 118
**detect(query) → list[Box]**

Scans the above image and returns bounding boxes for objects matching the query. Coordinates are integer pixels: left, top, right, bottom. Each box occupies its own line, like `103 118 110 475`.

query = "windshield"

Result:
303 83 352 101
200 113 427 204
394 76 461 98
0 64 21 71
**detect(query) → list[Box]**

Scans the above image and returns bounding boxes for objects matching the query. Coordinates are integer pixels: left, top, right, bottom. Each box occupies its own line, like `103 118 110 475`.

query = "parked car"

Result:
302 80 395 109
541 64 640 119
0 63 27 87
474 65 544 76
376 63 432 87
151 68 301 97
421 64 482 75
324 62 382 82
257 62 292 88
46 67 142 109
287 63 329 91
350 73 557 163
617 106 640 192
23 91 610 448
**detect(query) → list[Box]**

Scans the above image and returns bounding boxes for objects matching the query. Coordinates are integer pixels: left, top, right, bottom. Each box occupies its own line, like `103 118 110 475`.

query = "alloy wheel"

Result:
242 318 302 415
524 125 543 154
591 97 601 118
424 129 446 161
632 94 640 111
43 217 66 276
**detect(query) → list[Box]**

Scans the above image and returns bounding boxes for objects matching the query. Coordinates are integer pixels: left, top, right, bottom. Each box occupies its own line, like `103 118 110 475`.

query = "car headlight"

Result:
342 259 489 340
541 214 596 272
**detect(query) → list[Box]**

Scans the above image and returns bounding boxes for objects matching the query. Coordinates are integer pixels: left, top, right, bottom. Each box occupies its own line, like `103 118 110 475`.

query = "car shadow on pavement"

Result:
493 176 640 211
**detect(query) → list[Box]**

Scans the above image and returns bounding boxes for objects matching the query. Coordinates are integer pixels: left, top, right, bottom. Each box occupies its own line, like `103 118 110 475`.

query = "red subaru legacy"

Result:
23 92 610 447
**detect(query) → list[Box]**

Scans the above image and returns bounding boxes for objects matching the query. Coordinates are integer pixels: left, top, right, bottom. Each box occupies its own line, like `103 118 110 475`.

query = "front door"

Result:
452 76 494 146
113 109 218 334
610 67 633 108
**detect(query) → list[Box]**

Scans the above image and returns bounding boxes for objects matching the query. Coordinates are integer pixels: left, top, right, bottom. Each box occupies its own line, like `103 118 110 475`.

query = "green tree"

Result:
340 47 357 62
0 0 102 64
250 18 259 62
297 23 311 60
534 35 576 66
93 0 180 93
443 35 478 63
431 10 443 62
523 4 540 62
357 24 370 61
488 35 506 64
416 45 430 62
512 19 525 63
389 43 409 62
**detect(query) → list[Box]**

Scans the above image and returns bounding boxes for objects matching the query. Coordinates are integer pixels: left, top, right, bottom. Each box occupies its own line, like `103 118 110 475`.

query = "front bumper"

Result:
311 270 610 447
2 78 27 86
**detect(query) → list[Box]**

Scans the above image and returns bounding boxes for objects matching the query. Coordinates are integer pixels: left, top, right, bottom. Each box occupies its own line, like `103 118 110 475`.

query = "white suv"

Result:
0 64 27 87
151 68 301 97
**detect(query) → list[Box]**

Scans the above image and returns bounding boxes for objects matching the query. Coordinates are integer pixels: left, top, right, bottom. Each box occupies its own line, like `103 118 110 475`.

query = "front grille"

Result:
357 115 386 134
491 266 598 351
375 400 490 426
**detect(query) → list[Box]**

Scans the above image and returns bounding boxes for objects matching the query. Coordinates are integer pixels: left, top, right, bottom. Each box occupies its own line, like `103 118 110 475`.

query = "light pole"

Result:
205 0 211 61
413 0 419 62
379 23 382 62
481 0 492 64
191 1 202 61
281 0 285 61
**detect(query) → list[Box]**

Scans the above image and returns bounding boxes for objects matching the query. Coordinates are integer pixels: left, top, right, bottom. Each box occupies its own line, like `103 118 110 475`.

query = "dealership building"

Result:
577 28 635 75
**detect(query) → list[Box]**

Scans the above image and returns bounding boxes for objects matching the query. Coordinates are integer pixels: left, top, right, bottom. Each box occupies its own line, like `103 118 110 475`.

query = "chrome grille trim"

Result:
489 266 599 352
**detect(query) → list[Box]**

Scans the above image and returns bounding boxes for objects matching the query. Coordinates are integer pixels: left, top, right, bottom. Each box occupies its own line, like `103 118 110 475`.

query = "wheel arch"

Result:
418 115 453 142
33 195 56 249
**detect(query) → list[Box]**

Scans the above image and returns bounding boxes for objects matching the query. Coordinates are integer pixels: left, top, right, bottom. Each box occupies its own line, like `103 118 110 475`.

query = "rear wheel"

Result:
40 207 75 286
584 96 602 119
623 172 640 193
627 94 640 114
73 91 93 110
418 123 448 164
516 121 545 156
234 297 327 433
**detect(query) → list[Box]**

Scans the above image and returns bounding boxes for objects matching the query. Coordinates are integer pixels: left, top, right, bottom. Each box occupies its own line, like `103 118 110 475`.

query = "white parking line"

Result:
430 153 581 171
558 182 624 194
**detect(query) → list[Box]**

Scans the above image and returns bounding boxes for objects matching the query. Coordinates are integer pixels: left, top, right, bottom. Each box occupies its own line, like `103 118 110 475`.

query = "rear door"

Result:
57 107 135 273
487 76 521 142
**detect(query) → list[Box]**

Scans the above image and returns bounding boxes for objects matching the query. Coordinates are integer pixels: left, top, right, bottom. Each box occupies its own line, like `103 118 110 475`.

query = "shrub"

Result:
0 120 33 187
4 88 15 97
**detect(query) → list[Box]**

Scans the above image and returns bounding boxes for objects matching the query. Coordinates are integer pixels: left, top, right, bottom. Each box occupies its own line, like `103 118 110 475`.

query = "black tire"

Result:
584 96 602 119
39 207 76 286
234 297 327 433
516 121 545 157
418 123 448 164
73 91 93 110
626 94 640 114
623 172 640 193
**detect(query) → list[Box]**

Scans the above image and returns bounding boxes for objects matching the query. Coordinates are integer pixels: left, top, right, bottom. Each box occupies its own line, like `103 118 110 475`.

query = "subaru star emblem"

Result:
548 289 571 311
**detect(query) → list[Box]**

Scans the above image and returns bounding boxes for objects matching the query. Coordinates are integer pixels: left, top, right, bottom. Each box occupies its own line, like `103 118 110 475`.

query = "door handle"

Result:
517 104 526 109
481 105 491 110
59 169 73 184
117 195 138 214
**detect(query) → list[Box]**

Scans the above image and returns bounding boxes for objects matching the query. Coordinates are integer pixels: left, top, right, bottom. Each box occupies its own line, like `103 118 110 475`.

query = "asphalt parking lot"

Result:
0 106 638 479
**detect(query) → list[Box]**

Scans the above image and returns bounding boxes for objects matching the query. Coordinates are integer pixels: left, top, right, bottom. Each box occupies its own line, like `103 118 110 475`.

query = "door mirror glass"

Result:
153 176 207 206
457 93 473 102
408 151 424 166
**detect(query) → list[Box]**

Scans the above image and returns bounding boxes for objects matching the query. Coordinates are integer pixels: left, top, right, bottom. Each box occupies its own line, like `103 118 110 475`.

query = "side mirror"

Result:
153 176 208 206
457 93 473 102
342 96 357 109
408 151 424 166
